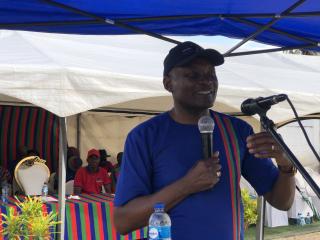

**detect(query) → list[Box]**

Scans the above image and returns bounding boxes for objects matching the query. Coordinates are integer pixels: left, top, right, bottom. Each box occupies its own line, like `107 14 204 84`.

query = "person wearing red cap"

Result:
74 148 112 194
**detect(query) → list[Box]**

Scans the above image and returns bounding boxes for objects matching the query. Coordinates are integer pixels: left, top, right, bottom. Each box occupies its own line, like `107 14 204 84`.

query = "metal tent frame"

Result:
1 0 319 55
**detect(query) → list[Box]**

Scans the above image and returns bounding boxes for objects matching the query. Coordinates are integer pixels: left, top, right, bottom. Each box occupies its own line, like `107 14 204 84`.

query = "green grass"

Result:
244 221 320 239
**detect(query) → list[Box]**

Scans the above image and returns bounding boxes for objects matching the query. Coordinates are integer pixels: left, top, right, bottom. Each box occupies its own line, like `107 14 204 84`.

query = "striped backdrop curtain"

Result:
0 106 60 172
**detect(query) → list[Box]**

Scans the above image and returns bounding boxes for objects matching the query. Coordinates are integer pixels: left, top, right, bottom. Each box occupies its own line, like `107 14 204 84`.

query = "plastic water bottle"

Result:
148 203 171 240
297 212 305 226
305 212 311 224
1 182 9 204
41 182 48 202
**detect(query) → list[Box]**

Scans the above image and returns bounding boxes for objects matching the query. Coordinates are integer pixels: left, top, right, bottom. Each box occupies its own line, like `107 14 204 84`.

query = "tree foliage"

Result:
1 196 60 239
242 189 258 230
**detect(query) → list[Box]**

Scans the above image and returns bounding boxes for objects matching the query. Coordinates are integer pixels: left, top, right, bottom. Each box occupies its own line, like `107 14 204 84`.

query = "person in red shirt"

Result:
74 148 112 194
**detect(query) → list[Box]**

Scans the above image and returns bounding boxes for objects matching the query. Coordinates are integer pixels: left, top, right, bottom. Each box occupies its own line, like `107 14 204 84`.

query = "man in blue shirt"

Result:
114 42 296 240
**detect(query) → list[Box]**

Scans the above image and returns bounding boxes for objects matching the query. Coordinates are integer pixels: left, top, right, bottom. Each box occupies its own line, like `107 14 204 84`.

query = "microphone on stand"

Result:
241 94 287 116
198 115 215 159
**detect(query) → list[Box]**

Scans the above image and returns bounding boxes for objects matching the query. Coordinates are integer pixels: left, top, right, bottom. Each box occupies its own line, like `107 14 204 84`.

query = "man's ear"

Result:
163 75 173 92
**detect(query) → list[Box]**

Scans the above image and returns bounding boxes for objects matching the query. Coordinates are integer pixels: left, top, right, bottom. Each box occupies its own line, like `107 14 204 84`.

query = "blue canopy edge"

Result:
0 0 319 54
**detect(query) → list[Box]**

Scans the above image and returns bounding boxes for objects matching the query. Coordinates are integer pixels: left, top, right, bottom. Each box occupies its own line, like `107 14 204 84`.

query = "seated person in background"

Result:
111 152 123 193
67 146 80 159
114 152 123 181
74 148 112 194
66 156 83 182
115 152 123 168
0 166 11 196
53 146 82 192
99 149 114 174
66 146 82 182
0 166 11 194
0 166 11 183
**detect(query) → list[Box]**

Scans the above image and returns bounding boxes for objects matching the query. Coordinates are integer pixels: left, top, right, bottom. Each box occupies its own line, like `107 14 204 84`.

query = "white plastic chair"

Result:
14 156 50 196
65 180 74 195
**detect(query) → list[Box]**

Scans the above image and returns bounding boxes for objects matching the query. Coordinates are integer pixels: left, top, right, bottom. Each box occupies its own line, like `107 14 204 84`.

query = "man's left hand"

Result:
246 132 292 166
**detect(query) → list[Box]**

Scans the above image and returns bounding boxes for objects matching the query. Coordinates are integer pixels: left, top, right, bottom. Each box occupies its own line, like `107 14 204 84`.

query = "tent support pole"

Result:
0 20 100 28
226 44 315 57
256 196 266 240
41 0 180 44
1 12 320 28
256 123 266 240
230 18 318 45
118 11 320 22
76 113 81 152
57 117 67 240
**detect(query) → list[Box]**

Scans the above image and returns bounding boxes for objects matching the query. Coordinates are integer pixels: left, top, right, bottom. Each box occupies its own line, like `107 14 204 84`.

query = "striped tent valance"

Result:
0 106 60 172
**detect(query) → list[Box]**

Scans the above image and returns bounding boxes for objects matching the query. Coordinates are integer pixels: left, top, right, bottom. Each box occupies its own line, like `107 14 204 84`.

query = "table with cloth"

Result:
0 193 147 240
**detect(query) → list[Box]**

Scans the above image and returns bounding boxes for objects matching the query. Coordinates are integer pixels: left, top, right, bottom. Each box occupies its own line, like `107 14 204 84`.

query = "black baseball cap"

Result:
163 41 224 76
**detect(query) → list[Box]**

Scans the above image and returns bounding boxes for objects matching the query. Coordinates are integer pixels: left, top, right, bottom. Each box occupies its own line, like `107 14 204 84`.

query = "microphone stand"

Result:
256 108 320 199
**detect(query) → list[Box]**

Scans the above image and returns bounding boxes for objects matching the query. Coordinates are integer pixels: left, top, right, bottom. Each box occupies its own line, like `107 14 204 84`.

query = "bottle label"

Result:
148 226 171 239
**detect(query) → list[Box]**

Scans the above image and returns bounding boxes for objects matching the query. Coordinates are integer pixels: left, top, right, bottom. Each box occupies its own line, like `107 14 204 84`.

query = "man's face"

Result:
165 58 218 111
87 155 100 168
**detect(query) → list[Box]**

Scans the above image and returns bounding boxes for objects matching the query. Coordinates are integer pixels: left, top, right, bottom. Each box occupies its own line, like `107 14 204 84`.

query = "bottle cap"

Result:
154 202 165 209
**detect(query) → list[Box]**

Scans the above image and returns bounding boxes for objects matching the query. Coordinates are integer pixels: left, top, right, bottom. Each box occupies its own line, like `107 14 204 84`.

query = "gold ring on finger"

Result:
271 145 275 151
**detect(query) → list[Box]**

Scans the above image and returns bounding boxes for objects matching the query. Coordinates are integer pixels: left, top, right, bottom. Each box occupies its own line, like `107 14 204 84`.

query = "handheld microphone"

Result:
241 94 287 116
198 115 215 159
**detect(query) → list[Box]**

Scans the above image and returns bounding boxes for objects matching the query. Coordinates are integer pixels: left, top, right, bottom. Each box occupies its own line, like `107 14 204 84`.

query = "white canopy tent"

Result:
1 29 320 162
1 30 320 238
1 30 320 123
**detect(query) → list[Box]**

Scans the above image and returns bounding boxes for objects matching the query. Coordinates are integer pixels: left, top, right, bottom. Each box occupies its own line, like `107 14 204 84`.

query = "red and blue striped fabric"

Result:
0 194 147 240
214 114 242 240
0 106 60 172
62 193 147 240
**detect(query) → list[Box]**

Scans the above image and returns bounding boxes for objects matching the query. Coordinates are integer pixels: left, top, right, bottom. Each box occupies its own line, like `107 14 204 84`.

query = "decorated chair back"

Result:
14 156 50 195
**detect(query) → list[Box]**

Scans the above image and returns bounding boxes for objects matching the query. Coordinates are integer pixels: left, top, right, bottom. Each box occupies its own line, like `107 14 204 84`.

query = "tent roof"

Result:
1 30 320 124
1 0 320 53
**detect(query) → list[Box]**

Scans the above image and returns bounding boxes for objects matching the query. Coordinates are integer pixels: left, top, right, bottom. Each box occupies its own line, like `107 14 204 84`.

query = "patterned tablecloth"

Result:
0 193 148 240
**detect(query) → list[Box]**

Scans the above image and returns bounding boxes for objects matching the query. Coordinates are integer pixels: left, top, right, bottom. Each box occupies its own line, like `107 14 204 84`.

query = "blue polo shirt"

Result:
114 111 279 240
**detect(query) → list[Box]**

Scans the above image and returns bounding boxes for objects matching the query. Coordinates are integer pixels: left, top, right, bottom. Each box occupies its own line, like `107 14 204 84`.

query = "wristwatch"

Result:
278 165 297 176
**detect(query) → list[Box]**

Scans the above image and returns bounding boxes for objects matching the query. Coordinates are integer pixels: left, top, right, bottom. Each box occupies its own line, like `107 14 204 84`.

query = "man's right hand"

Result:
181 151 221 195
114 152 221 235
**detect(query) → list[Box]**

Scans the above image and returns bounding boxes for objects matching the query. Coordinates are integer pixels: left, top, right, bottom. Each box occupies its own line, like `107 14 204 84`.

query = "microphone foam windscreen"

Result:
198 115 215 133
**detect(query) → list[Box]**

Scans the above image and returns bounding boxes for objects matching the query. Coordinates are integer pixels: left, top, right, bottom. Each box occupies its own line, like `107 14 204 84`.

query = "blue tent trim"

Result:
1 0 320 54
